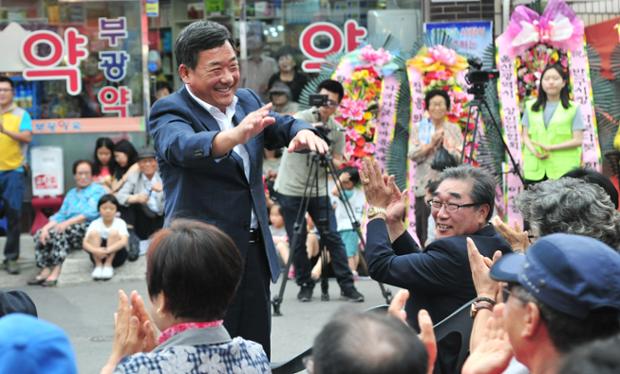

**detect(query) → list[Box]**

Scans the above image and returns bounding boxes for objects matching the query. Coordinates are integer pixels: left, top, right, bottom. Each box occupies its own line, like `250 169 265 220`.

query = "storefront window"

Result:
0 0 145 130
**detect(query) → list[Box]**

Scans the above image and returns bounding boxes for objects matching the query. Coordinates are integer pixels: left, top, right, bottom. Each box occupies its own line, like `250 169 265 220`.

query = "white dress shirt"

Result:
185 85 258 229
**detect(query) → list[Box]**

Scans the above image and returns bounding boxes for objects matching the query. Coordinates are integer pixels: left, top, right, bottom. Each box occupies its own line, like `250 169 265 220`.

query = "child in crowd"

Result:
92 137 117 192
111 139 139 193
82 194 129 280
269 204 289 267
331 167 365 276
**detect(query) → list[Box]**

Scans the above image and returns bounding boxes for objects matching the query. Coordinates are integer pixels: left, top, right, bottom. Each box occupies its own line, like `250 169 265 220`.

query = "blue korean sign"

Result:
424 21 493 61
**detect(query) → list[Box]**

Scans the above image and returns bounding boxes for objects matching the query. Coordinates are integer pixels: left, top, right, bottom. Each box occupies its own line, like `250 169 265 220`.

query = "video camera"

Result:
310 106 332 145
465 58 499 98
309 94 329 107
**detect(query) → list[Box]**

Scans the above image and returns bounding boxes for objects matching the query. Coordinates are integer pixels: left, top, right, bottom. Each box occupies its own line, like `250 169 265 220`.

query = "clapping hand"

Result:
462 305 513 374
360 157 398 209
491 216 529 253
466 238 502 299
387 289 437 374
431 129 444 148
103 290 158 373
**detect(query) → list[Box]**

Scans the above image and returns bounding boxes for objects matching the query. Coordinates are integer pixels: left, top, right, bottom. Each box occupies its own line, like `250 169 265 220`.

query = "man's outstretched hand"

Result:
235 103 276 144
287 129 329 154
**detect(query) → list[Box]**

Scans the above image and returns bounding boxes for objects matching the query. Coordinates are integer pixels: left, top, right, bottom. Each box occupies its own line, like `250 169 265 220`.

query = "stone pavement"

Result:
0 234 146 288
0 234 396 373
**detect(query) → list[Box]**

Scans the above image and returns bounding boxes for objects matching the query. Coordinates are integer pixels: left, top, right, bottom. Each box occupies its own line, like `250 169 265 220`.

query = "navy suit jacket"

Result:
365 220 512 373
365 219 512 374
366 220 512 327
149 87 313 282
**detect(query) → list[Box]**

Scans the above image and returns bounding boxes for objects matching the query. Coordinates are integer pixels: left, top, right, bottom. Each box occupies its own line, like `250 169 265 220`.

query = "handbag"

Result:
127 229 140 262
430 146 458 171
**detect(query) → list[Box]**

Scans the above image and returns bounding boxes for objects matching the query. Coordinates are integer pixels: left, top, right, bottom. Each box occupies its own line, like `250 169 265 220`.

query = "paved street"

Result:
0 235 394 373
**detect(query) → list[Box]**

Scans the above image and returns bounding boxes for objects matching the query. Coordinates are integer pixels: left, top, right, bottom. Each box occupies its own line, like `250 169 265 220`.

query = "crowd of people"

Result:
0 19 619 374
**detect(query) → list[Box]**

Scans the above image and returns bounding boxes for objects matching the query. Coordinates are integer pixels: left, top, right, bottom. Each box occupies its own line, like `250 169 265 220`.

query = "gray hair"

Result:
517 178 620 251
437 165 496 221
511 285 620 353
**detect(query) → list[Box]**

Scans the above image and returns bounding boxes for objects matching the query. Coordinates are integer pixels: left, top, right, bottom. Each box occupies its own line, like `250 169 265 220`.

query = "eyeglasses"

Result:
427 199 480 212
323 99 339 108
501 285 514 302
501 284 529 303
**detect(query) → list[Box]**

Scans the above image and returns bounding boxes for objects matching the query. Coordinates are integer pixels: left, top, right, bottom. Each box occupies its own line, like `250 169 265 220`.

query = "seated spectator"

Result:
0 314 78 373
309 310 429 374
268 81 299 115
101 219 270 373
115 146 164 241
517 177 620 250
562 167 619 209
463 233 620 374
92 137 117 192
0 290 37 317
29 160 106 287
361 160 512 373
111 139 139 193
82 194 129 281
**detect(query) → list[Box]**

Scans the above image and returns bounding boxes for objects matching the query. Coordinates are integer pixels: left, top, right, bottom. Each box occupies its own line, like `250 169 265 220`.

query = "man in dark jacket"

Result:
361 160 512 373
148 21 327 357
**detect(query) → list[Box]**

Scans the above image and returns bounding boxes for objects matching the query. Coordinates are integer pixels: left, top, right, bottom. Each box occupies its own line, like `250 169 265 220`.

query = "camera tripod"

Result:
271 153 393 316
461 83 525 185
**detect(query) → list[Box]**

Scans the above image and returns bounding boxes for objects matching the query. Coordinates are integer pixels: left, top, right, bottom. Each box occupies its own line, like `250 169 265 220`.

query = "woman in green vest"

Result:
522 64 584 184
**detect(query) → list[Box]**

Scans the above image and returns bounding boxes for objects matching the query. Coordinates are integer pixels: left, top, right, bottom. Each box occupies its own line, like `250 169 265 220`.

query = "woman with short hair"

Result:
29 160 106 286
101 219 270 373
408 89 463 246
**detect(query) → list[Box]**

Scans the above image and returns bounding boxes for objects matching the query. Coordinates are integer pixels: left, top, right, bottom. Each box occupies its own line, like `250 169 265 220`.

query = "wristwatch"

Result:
470 296 496 319
367 206 387 220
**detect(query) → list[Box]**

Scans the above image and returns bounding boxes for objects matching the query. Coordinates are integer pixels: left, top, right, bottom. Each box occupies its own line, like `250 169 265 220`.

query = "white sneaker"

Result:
101 266 114 280
92 266 103 280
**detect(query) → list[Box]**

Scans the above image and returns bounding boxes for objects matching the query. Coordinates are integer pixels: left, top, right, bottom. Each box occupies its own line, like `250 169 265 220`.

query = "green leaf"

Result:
596 109 619 155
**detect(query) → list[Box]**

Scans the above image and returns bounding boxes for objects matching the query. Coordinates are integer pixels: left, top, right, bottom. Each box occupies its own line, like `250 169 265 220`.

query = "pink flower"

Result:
360 45 391 67
340 98 367 121
363 142 376 154
346 127 361 141
345 141 355 156
523 73 536 83
428 45 457 66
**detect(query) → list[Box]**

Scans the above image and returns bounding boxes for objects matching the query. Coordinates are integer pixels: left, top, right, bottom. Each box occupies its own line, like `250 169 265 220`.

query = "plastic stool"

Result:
30 196 63 235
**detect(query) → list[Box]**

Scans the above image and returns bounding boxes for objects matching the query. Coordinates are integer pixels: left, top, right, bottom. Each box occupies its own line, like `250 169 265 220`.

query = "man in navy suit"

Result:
148 21 328 356
360 160 512 374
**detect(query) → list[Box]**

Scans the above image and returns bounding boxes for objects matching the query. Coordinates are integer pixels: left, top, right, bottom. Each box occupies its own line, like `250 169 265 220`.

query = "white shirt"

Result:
86 217 129 240
140 173 164 214
185 85 258 229
330 186 366 232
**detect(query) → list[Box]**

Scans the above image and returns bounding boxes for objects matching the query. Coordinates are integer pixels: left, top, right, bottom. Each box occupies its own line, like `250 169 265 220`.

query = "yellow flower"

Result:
354 124 366 134
351 70 370 81
363 111 372 120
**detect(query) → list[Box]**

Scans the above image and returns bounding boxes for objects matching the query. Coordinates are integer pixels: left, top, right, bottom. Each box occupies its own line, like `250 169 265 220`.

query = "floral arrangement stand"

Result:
496 0 600 225
405 45 472 242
